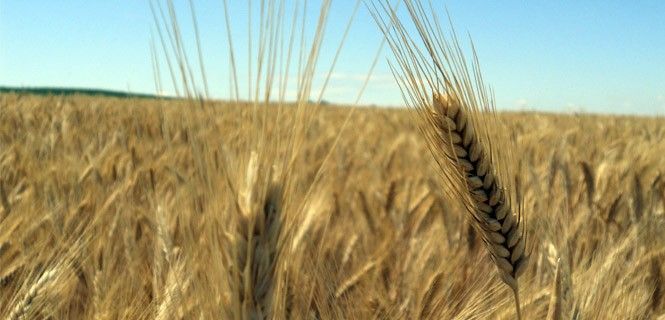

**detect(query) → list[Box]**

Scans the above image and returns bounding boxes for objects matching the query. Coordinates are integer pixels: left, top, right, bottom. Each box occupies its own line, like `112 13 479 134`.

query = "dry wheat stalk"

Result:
431 93 527 316
155 262 184 320
546 259 563 320
249 184 282 319
8 268 56 320
370 0 528 317
335 260 378 299
229 150 284 319
0 180 11 218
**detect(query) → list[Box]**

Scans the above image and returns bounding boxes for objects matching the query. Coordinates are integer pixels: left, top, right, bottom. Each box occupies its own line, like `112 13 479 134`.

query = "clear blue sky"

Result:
1 1 664 114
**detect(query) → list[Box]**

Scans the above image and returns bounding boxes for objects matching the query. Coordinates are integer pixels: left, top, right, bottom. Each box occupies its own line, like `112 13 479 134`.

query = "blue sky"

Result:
1 1 664 114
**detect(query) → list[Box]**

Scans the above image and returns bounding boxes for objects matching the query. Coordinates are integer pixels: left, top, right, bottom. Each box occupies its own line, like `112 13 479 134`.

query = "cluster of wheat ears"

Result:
1 0 665 319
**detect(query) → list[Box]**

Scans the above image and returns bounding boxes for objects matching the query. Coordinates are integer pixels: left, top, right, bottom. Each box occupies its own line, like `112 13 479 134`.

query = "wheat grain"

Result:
8 268 56 320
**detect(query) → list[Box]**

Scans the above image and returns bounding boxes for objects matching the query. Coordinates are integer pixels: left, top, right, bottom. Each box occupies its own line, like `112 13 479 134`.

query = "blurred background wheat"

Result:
1 94 664 318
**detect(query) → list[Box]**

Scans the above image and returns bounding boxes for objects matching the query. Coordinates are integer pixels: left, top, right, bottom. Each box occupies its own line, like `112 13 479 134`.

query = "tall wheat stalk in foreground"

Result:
371 1 528 318
149 0 382 318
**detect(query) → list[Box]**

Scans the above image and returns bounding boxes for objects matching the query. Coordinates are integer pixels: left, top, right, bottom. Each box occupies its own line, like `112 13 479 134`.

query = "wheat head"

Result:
370 0 528 317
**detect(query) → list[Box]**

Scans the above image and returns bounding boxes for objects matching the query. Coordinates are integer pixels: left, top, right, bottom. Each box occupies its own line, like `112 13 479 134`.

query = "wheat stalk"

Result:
432 92 527 316
0 180 11 218
155 262 184 320
546 259 563 320
8 268 56 320
370 0 528 317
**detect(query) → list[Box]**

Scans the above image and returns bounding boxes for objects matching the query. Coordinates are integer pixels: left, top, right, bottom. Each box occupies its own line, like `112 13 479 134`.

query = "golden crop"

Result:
0 94 664 319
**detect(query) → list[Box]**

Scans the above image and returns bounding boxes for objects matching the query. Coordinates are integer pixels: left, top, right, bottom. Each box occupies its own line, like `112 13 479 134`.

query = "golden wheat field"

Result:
0 93 664 319
3 0 665 319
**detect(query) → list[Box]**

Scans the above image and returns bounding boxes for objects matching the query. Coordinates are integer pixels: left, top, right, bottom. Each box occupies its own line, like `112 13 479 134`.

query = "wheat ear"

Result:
546 259 563 320
369 1 528 316
8 269 56 320
431 93 527 317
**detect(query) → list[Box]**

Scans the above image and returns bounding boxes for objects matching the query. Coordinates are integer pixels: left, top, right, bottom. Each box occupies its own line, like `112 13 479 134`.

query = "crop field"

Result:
2 1 665 319
0 93 664 319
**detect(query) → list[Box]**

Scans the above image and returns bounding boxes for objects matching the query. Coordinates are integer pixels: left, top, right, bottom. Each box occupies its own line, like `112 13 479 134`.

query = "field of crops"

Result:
1 93 664 319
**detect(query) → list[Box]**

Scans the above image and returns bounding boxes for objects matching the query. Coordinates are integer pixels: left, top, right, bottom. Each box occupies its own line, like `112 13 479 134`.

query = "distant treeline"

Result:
0 86 168 99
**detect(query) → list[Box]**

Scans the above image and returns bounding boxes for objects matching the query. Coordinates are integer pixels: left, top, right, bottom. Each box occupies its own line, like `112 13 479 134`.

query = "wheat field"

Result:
3 0 665 319
1 93 664 319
